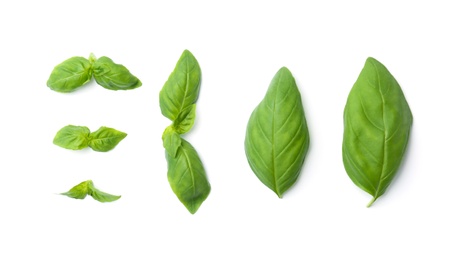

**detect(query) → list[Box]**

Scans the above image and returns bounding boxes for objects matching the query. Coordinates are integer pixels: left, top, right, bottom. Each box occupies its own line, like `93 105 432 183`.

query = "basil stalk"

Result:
245 67 310 198
159 50 210 214
342 57 413 207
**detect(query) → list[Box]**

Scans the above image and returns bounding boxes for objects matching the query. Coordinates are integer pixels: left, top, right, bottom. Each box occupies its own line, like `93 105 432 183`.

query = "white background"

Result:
1 0 462 259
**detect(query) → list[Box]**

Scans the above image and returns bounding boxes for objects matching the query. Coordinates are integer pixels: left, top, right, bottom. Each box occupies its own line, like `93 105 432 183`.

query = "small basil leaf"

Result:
342 57 413 207
87 181 121 203
162 126 182 158
53 125 90 150
92 56 142 90
159 50 201 121
173 104 196 134
60 180 89 200
47 57 93 93
166 138 210 214
88 127 127 152
245 67 310 198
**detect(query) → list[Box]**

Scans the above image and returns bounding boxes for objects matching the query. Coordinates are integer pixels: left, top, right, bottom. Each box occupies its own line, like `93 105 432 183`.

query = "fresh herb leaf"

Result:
245 67 310 198
92 56 142 91
162 126 182 158
47 56 93 93
166 138 210 214
61 180 121 203
342 57 413 207
88 127 127 152
159 50 201 121
53 125 91 150
159 50 210 214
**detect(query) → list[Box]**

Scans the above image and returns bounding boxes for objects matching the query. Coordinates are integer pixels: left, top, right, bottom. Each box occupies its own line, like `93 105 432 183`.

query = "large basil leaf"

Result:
53 125 91 150
166 138 210 214
61 180 121 202
88 126 127 152
159 50 201 121
342 57 413 207
245 67 310 198
92 56 142 90
47 57 93 92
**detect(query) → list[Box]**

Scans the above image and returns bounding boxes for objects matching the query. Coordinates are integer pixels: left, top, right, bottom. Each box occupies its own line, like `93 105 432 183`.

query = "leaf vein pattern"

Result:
276 101 298 135
275 120 304 159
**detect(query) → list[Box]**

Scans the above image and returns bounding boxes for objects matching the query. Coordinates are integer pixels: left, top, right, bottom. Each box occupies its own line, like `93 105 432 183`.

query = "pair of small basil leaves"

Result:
245 67 310 198
61 180 121 203
343 57 412 207
53 125 127 152
47 53 141 93
159 50 210 214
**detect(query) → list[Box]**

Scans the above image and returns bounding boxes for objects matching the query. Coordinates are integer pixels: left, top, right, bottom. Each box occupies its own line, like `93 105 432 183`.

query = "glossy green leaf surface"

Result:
53 125 90 150
47 57 92 92
342 57 413 207
92 56 142 90
162 126 182 158
61 180 121 203
159 50 201 121
159 50 209 214
88 126 127 152
166 138 210 214
172 104 196 134
60 180 89 199
245 67 310 198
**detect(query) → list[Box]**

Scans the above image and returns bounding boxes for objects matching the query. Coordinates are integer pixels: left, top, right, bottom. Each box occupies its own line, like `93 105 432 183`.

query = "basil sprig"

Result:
159 50 210 214
53 125 127 152
245 67 310 198
342 57 413 207
47 53 141 92
61 180 121 203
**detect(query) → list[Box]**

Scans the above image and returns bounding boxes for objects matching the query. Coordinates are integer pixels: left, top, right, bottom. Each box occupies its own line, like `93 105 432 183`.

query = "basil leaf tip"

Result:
342 57 412 207
245 67 310 198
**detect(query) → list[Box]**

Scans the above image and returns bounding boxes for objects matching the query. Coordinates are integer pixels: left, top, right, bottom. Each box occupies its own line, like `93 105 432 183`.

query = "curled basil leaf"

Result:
166 138 210 214
92 56 142 91
159 50 201 121
159 50 210 214
342 57 413 207
47 57 93 92
162 126 182 158
88 126 127 152
53 125 91 150
60 180 121 203
245 67 310 198
53 125 126 152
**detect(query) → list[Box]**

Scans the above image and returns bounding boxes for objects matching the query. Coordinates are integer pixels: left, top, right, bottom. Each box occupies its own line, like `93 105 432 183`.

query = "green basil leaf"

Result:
159 50 201 121
166 138 210 214
173 104 196 134
342 57 413 207
162 126 182 158
245 67 310 198
47 57 93 92
53 125 90 150
88 126 127 152
92 56 142 90
60 180 120 202
61 180 89 200
87 181 121 203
